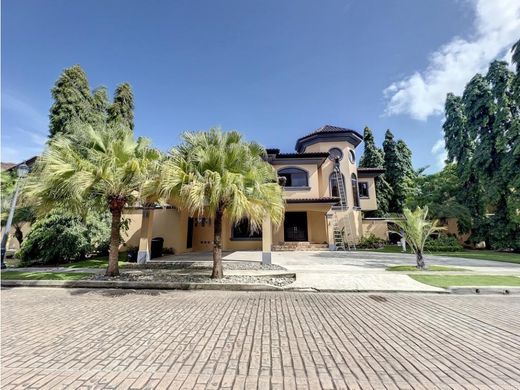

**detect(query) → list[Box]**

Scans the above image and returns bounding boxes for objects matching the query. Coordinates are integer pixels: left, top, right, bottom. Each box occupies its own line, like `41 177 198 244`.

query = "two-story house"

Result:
123 125 386 259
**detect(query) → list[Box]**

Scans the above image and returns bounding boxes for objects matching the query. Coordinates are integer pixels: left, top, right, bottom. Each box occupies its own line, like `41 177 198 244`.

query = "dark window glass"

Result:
232 219 262 239
351 173 360 207
349 150 356 163
278 168 308 187
329 173 345 199
359 182 369 198
328 147 343 161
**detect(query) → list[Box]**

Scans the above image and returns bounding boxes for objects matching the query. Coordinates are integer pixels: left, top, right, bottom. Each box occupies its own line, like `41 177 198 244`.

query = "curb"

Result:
449 287 520 295
0 280 283 291
284 287 449 294
3 280 519 295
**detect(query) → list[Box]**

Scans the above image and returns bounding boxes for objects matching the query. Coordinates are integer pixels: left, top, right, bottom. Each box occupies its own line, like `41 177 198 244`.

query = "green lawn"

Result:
64 257 129 269
386 265 468 272
361 246 520 264
410 275 520 288
0 271 92 281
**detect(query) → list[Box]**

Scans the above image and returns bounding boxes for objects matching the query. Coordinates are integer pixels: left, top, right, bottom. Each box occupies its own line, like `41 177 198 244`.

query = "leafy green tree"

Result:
442 42 520 251
25 124 162 276
359 126 391 215
160 129 285 278
406 164 472 233
18 210 110 265
392 207 445 269
49 65 94 137
383 130 415 213
443 93 471 174
108 83 135 130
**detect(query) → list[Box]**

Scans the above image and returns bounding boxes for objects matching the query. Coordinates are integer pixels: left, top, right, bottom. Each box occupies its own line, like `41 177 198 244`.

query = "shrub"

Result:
18 210 110 265
357 234 387 249
424 234 463 252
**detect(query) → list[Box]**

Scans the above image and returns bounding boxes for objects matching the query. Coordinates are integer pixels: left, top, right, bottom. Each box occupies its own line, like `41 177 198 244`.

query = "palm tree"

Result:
160 128 285 278
392 207 445 269
25 124 162 276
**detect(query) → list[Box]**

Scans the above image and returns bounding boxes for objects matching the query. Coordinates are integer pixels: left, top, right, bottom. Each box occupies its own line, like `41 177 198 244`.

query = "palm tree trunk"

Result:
416 249 425 270
106 205 123 277
212 209 224 279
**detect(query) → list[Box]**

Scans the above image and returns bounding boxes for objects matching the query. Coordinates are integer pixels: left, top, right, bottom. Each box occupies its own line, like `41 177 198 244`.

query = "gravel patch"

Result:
89 270 294 287
125 261 286 271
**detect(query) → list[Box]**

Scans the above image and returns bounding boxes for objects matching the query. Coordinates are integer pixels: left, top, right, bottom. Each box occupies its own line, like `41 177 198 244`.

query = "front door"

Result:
186 218 194 249
284 212 308 242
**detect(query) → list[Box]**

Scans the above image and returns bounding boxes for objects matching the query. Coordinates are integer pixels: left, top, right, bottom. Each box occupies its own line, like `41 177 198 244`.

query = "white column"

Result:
137 208 155 264
326 211 335 251
261 216 272 265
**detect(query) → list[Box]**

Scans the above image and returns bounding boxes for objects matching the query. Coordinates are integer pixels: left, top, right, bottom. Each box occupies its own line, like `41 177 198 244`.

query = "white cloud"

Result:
3 92 48 131
383 0 520 121
15 128 47 147
431 138 447 171
2 93 48 163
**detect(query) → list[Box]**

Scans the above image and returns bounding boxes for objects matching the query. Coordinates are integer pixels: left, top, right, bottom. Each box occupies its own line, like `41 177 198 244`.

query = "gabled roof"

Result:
1 162 16 171
295 125 364 153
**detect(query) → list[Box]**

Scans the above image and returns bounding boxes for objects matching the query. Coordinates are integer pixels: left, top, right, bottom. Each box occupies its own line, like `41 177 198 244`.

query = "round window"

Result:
328 148 343 162
348 150 355 163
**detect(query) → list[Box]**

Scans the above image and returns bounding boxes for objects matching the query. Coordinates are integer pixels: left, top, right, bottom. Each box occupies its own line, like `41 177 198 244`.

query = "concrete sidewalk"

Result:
224 250 520 292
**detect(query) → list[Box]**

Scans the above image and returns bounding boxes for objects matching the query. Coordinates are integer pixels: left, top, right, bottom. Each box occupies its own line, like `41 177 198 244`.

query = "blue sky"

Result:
2 0 519 171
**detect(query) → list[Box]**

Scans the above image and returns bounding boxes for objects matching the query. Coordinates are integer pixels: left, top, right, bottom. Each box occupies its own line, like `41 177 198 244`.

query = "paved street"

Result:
2 288 520 389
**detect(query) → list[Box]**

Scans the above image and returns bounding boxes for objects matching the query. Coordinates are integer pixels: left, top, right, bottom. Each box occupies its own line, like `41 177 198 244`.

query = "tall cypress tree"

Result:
108 83 135 130
359 126 391 215
92 87 110 128
360 126 384 167
49 65 94 137
382 130 415 213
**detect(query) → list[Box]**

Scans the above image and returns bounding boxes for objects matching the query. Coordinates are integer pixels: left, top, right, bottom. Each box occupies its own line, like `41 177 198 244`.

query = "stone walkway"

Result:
2 288 520 389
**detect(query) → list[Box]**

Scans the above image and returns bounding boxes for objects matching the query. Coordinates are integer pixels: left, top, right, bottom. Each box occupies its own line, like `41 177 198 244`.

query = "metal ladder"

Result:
332 161 356 251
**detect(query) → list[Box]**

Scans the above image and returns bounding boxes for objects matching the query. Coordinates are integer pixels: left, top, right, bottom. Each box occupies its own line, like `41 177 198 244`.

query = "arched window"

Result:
278 168 308 187
351 173 360 207
329 172 346 199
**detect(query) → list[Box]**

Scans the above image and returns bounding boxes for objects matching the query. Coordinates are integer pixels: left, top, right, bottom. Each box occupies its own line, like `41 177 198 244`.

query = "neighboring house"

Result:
123 125 387 257
1 156 38 174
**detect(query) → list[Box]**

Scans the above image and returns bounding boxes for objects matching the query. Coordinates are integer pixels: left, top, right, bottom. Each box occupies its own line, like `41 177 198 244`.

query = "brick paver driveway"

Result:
2 288 520 389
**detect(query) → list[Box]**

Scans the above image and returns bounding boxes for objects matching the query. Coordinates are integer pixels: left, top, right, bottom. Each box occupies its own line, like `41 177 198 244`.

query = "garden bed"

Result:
88 269 295 287
125 261 287 271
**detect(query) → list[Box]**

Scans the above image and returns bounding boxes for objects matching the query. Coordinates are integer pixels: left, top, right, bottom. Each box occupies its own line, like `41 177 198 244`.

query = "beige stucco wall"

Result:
304 140 360 209
334 209 363 244
362 219 389 240
359 177 377 211
122 208 189 254
445 218 471 243
307 210 328 243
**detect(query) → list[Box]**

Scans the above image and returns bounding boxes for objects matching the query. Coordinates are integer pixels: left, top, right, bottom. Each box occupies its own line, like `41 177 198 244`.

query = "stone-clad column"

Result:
261 216 272 265
137 208 155 264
